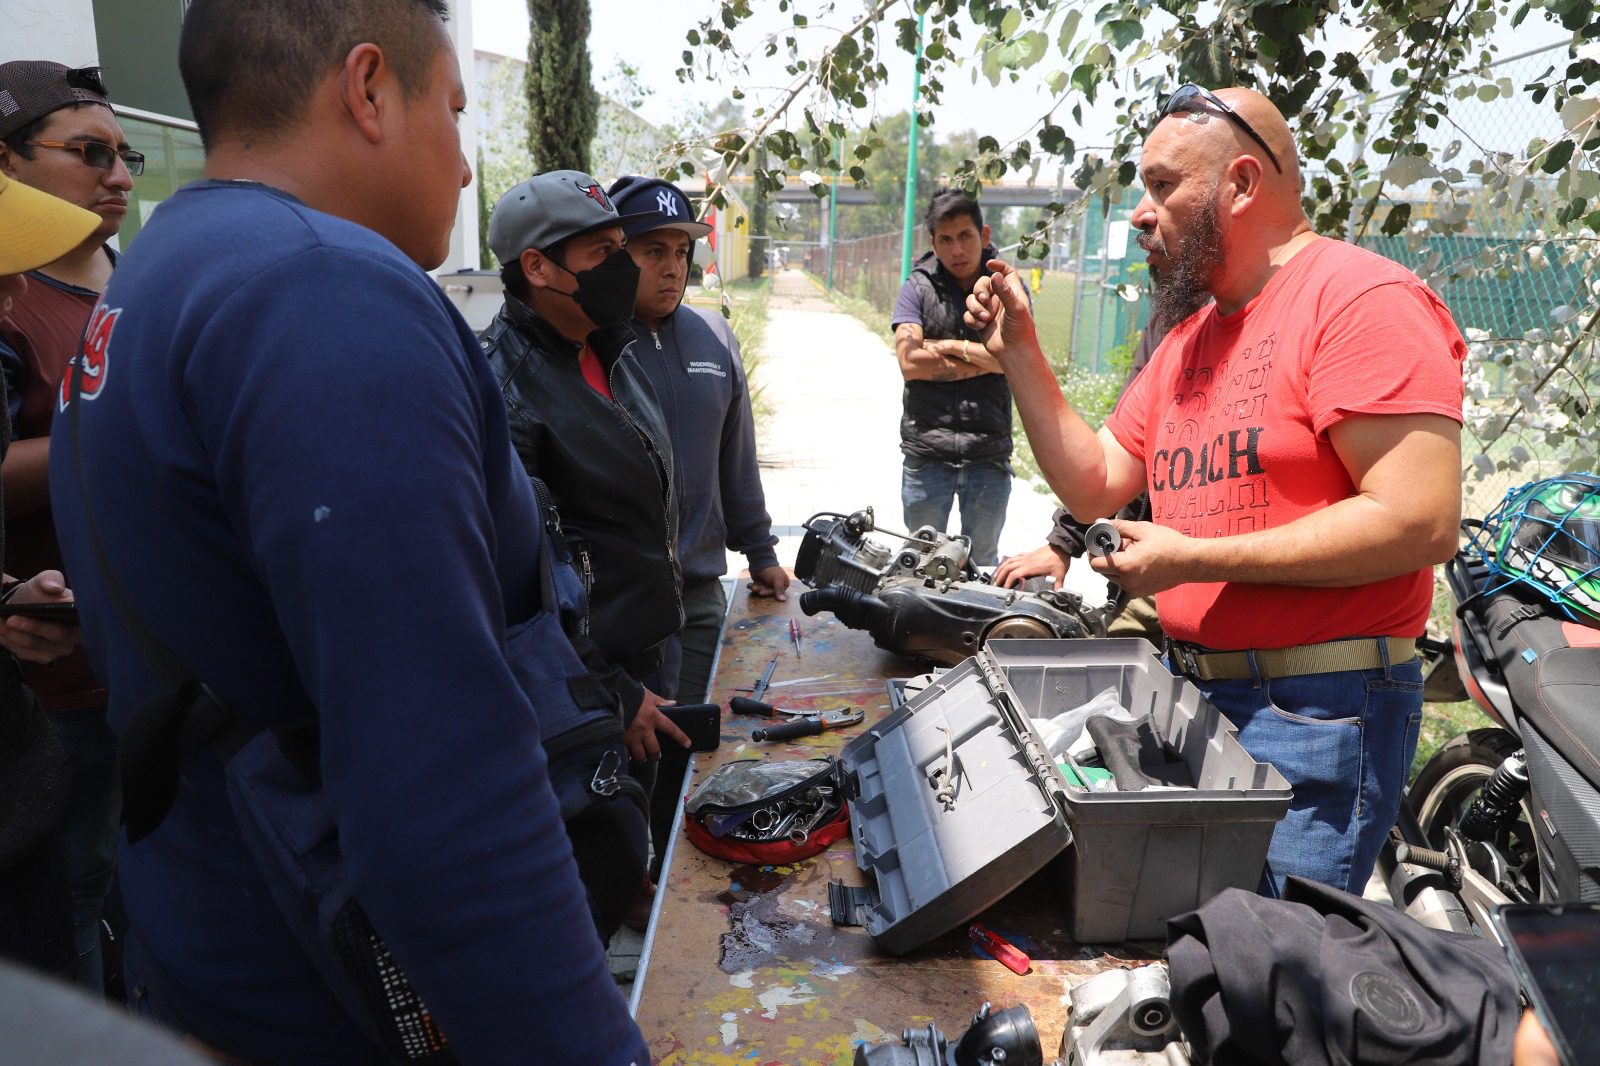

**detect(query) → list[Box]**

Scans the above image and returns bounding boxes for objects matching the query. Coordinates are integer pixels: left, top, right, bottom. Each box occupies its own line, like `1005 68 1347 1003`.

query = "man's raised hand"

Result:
964 259 1039 359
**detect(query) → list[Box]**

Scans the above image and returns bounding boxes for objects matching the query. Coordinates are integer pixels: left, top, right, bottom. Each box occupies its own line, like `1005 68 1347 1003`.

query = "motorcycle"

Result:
1383 474 1600 938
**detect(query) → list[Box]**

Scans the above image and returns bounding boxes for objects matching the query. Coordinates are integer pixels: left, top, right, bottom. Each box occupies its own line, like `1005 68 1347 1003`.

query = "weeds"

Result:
684 276 774 424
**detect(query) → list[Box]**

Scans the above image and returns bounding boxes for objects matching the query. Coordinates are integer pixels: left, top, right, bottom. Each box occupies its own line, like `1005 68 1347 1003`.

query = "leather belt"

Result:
1167 637 1418 682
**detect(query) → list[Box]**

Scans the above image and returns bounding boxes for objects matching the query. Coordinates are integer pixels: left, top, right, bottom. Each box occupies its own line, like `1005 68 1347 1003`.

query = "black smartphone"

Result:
662 703 722 752
1490 902 1600 1065
0 601 79 624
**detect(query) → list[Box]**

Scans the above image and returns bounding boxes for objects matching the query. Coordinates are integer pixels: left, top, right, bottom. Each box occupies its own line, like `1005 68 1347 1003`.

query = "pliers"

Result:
752 708 865 742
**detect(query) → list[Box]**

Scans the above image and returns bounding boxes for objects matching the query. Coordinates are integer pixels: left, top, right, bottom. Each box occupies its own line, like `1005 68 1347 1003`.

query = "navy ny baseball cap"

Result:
606 175 712 240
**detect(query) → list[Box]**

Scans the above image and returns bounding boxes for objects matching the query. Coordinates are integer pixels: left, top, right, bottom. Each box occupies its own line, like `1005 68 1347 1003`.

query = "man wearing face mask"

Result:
482 170 690 780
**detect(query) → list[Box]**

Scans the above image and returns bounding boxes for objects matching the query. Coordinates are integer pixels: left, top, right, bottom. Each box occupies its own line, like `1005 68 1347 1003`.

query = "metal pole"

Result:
1094 196 1111 374
826 137 841 290
900 12 926 284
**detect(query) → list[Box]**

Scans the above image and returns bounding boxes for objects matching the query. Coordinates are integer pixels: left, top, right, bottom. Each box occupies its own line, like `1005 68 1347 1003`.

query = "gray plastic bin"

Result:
989 638 1292 942
835 638 1290 952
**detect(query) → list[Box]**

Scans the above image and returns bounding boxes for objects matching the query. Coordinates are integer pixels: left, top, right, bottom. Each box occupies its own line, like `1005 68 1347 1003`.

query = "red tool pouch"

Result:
683 757 849 864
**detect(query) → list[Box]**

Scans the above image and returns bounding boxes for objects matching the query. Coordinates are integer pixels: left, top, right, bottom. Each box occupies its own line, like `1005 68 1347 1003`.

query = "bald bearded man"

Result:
968 86 1465 897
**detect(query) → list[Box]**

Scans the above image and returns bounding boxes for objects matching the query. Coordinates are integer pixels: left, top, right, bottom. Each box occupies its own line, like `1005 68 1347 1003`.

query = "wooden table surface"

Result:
632 578 1156 1065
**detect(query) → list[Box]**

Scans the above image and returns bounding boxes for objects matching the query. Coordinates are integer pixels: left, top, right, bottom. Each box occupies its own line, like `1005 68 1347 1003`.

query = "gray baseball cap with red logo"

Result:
487 169 655 265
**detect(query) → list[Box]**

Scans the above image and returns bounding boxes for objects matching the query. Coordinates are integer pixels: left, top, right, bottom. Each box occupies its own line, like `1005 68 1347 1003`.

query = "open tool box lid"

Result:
831 638 1293 953
829 648 1074 956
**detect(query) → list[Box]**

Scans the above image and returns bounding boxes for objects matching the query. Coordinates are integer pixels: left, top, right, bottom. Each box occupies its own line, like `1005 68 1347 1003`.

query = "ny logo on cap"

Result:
656 190 679 217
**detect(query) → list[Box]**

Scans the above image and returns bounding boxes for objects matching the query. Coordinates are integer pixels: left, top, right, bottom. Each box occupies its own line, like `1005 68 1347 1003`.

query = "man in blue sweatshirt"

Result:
608 175 787 705
46 1 648 1062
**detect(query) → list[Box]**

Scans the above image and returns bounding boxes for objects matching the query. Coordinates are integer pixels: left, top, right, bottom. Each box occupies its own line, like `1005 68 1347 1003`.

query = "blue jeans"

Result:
1182 645 1424 897
901 457 1012 566
46 705 121 993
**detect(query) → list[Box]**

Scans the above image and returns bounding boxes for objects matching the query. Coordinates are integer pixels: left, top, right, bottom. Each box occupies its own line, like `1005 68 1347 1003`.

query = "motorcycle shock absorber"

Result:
1457 750 1530 841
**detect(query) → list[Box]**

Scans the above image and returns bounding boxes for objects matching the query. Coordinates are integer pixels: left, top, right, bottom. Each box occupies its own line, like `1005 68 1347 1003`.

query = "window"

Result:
116 113 205 249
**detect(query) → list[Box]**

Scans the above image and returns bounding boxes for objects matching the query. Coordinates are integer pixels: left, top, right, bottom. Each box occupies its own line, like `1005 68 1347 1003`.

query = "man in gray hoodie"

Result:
608 175 787 705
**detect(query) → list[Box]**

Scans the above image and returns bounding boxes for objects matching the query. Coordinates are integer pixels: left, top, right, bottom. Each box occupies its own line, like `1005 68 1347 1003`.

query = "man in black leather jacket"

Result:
481 169 689 764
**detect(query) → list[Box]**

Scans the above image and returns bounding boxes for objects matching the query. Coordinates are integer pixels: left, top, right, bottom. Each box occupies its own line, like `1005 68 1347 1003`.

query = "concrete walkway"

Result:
736 269 1104 603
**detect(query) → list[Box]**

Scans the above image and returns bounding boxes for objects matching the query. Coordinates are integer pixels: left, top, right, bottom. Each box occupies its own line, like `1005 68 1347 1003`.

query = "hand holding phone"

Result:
1492 902 1600 1066
661 704 721 752
0 601 80 624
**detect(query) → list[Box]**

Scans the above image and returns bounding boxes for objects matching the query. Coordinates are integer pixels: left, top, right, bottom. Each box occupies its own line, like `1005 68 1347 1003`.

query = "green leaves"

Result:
1057 9 1082 51
1379 201 1412 237
1542 139 1575 174
667 0 1600 470
1561 95 1600 132
1039 123 1074 158
1104 19 1142 48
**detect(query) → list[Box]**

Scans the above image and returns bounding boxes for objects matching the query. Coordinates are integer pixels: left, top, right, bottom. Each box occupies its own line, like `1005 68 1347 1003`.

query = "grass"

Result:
827 286 892 340
685 275 773 423
1030 270 1077 365
1411 574 1496 778
1413 700 1494 779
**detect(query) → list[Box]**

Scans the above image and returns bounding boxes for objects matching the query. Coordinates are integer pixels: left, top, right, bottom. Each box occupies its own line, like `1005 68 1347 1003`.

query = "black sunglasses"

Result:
1158 84 1283 174
64 66 108 97
24 139 145 177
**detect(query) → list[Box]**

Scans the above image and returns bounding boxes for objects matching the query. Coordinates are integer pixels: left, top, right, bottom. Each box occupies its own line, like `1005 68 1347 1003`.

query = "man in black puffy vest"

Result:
890 189 1013 566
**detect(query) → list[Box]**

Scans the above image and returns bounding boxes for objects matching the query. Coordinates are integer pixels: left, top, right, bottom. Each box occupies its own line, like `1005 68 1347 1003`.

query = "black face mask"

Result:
549 248 640 330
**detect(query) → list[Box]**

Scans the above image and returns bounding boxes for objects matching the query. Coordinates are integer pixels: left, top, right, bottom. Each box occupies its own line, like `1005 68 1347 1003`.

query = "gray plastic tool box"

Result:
834 638 1291 952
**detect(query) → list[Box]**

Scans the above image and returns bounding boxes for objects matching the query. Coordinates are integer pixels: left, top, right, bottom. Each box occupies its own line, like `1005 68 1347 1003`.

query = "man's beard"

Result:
1142 198 1221 332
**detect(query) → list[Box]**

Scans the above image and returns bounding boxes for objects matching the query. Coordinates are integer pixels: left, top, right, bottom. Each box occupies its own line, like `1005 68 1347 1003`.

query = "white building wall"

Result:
2 1 480 273
441 0 481 273
0 0 100 65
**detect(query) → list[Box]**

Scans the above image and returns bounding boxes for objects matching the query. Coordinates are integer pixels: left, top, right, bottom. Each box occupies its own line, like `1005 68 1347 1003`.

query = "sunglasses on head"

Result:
65 66 108 97
24 139 145 176
1158 84 1283 174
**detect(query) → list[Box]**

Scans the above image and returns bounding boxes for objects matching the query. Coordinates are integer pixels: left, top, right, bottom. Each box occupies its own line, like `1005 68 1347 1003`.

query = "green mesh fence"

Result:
805 42 1576 511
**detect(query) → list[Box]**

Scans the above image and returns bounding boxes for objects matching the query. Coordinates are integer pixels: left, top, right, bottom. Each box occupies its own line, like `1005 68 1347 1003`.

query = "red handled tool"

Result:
969 922 1031 975
751 708 864 742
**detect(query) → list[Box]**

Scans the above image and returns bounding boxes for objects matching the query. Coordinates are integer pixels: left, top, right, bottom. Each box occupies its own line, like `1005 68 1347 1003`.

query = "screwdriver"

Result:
969 922 1031 975
789 618 803 659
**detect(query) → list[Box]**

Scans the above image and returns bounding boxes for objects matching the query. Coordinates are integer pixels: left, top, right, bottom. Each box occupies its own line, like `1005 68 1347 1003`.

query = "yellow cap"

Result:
0 172 101 275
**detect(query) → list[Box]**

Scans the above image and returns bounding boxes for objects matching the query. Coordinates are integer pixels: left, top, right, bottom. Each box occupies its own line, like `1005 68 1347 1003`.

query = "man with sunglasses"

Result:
969 86 1465 899
0 59 138 993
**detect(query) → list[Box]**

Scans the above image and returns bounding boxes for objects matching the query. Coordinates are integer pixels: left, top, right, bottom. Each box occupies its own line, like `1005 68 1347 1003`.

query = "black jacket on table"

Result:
481 296 684 717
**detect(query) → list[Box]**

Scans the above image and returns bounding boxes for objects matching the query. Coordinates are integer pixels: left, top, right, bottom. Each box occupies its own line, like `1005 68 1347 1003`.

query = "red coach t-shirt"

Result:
1105 236 1466 650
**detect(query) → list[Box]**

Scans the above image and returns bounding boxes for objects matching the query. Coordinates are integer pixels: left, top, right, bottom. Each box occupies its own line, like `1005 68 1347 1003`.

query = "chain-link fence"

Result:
1365 40 1572 513
823 231 921 313
804 41 1575 514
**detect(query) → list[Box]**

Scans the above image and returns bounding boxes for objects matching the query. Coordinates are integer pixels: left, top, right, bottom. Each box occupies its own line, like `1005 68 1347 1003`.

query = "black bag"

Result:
524 476 649 938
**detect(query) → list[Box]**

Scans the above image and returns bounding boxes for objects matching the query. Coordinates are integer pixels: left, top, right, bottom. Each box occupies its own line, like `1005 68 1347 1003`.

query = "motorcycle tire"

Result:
1409 728 1540 900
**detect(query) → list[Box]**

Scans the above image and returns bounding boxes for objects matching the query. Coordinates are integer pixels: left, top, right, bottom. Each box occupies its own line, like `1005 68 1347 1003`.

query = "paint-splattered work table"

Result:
632 578 1154 1065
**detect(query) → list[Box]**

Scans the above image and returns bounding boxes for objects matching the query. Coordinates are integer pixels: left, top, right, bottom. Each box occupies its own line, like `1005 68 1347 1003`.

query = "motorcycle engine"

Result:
794 507 1102 665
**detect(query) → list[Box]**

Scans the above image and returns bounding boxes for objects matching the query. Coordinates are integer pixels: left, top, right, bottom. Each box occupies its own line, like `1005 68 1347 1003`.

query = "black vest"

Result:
898 250 1013 463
